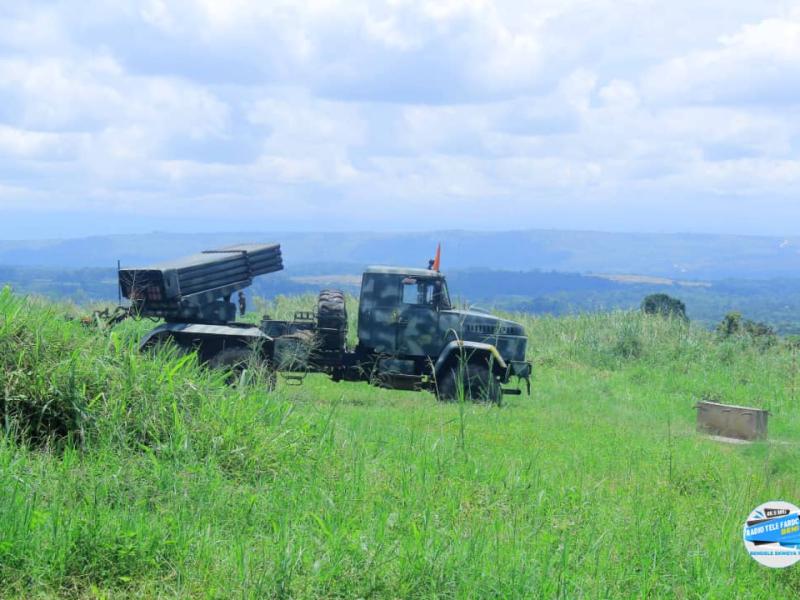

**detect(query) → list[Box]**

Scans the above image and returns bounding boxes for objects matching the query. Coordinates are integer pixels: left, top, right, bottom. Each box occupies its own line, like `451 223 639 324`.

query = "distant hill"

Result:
0 229 799 279
4 263 800 334
4 228 800 333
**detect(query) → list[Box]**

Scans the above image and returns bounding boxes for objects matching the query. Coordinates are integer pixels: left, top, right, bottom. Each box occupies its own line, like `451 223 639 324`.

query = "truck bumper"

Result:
509 360 532 379
502 360 532 395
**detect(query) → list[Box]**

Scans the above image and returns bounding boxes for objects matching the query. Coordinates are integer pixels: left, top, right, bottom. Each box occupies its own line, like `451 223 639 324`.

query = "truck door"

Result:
396 277 440 357
358 273 401 354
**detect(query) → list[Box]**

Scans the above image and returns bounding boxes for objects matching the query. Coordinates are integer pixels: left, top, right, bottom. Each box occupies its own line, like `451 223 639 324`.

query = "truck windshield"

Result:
402 277 451 310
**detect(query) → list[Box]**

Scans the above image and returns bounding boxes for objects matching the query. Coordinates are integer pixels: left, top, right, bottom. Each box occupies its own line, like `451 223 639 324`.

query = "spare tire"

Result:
317 289 348 352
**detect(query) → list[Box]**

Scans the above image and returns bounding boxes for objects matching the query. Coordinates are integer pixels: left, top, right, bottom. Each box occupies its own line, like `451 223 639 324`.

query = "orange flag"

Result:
432 243 441 271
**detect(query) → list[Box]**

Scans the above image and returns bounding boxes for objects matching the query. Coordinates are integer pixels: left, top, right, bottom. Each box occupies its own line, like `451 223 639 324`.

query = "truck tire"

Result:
209 347 251 369
141 331 190 356
436 361 502 404
208 347 276 388
317 289 348 352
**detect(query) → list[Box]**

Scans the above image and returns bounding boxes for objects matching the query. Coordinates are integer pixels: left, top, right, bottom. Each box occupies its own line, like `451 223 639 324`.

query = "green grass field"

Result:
2 287 800 598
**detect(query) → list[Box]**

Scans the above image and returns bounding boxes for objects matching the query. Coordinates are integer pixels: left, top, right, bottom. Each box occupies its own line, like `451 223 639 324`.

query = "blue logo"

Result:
743 502 800 568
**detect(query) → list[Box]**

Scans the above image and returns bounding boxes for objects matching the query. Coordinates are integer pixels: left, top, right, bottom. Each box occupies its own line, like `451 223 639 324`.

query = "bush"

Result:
0 288 280 452
641 294 688 321
716 311 776 346
613 317 643 359
0 288 103 445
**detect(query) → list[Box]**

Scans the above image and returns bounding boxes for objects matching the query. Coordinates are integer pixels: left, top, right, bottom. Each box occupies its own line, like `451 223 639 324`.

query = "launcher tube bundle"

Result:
119 243 283 323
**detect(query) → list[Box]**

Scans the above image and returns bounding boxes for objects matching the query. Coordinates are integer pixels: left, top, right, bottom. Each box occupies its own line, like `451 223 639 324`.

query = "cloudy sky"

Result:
0 1 799 238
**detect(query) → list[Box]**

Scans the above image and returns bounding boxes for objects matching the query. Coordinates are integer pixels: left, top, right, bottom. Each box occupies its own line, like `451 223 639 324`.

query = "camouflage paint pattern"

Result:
358 267 529 374
129 249 532 390
120 244 282 323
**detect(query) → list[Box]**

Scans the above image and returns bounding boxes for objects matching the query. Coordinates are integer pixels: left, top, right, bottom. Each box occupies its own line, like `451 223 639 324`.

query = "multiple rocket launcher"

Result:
117 241 435 324
114 241 533 401
119 243 283 323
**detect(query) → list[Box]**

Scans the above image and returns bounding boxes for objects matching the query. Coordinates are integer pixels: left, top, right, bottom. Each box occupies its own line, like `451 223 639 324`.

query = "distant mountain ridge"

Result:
5 263 800 334
0 229 799 280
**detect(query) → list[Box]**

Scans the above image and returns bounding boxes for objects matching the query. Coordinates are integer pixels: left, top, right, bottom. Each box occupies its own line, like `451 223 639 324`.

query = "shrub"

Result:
0 288 244 450
716 311 776 347
613 318 643 359
0 288 103 446
641 293 688 321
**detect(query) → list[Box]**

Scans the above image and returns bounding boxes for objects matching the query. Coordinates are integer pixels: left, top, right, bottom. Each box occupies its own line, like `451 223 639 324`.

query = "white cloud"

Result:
643 14 800 105
599 80 639 111
0 125 69 159
0 54 228 139
0 0 799 235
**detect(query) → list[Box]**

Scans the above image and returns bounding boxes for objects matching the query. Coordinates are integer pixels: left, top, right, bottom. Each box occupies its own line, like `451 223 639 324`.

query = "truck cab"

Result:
357 266 531 401
357 267 449 357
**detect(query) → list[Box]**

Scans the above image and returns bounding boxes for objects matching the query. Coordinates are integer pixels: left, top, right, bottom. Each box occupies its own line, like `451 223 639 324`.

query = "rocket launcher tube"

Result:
119 243 283 323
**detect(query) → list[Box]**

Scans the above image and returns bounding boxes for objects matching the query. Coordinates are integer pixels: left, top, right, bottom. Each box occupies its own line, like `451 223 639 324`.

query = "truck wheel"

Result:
317 289 348 351
141 332 190 356
437 362 502 404
209 347 277 389
209 347 252 382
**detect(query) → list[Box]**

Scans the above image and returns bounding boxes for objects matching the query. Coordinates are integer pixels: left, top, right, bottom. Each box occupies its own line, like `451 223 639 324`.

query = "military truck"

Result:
119 244 531 402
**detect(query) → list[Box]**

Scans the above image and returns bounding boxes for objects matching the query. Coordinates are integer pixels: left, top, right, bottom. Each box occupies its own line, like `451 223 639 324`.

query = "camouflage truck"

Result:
120 244 531 402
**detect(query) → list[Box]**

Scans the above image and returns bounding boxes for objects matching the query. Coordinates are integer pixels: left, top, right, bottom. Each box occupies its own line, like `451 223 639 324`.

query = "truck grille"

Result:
464 324 524 336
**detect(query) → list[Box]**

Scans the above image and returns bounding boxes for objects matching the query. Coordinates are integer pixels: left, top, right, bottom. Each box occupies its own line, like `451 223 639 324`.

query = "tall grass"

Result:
2 287 800 597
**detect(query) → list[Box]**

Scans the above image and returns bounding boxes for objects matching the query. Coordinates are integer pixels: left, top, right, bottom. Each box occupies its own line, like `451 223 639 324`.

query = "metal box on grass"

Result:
695 400 768 441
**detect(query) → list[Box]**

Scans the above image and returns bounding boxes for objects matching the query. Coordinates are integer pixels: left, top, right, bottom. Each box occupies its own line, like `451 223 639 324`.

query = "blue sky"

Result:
0 1 799 239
